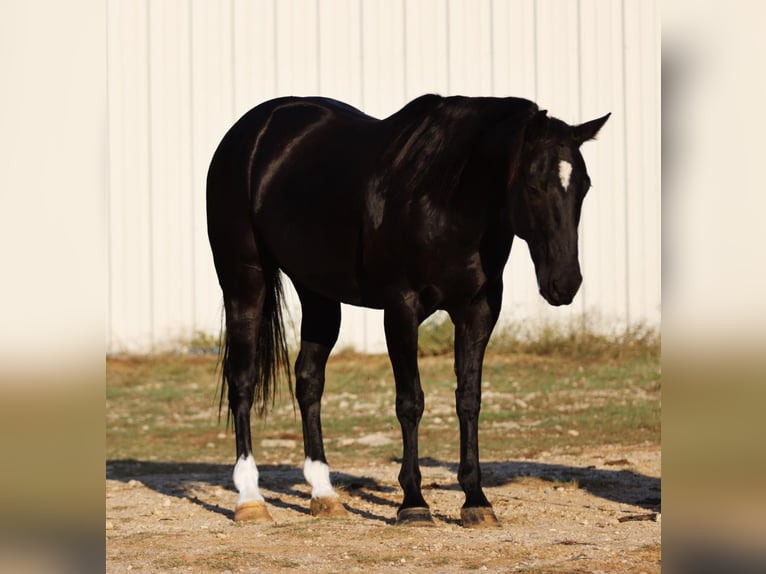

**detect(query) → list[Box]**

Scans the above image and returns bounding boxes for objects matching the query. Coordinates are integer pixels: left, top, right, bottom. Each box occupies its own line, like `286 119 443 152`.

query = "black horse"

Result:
207 94 609 527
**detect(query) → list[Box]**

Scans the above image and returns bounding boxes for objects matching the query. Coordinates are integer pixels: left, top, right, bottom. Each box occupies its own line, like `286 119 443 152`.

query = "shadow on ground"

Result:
107 457 660 525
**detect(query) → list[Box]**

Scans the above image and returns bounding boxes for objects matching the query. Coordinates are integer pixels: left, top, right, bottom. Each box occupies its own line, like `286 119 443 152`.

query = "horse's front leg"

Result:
384 298 434 526
451 285 502 528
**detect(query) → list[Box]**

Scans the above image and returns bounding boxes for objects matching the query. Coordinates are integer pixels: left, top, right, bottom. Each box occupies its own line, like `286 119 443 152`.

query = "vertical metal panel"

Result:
106 0 660 353
360 0 407 117
623 0 661 327
275 0 320 94
232 0 279 114
147 0 196 344
1 0 106 361
189 0 239 343
107 0 154 350
491 0 536 99
578 0 630 331
404 0 449 98
535 0 580 120
446 0 493 96
317 0 364 105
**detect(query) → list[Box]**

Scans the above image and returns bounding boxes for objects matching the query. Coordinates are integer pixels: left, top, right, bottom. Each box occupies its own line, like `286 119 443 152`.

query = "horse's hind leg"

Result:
295 288 347 517
223 265 273 523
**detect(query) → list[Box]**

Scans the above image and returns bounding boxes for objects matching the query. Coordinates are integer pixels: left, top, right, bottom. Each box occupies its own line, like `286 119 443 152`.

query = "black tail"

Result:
217 268 293 423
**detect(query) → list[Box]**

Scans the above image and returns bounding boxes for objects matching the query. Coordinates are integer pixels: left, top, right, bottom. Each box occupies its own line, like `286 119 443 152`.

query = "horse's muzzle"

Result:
540 270 582 306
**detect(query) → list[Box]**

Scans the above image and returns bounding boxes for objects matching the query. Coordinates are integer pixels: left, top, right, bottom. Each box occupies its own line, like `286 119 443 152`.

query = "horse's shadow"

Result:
106 457 660 525
419 457 661 509
106 460 400 524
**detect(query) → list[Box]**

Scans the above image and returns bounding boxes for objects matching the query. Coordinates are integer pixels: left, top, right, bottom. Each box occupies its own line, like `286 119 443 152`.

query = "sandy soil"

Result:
106 443 660 573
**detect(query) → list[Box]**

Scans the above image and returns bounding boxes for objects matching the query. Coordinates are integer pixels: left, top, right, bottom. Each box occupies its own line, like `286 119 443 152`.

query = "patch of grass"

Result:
153 555 187 569
349 551 379 565
417 312 659 362
418 311 456 356
493 319 659 360
107 330 660 469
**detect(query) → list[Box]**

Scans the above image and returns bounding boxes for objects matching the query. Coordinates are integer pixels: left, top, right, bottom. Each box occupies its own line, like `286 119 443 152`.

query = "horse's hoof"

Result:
234 500 273 523
396 507 436 527
460 506 500 528
310 496 349 518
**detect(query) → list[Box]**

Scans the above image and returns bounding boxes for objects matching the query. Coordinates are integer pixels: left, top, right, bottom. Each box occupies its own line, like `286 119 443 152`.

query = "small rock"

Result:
105 520 114 530
568 429 580 437
127 479 140 488
356 433 393 446
260 438 297 449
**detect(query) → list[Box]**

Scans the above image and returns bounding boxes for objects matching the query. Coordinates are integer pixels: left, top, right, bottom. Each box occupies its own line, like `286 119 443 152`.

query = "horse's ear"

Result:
573 113 611 145
525 109 548 143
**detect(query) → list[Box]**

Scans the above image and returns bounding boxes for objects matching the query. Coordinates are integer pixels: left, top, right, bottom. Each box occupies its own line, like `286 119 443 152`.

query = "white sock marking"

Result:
303 458 338 499
233 454 264 504
558 159 572 191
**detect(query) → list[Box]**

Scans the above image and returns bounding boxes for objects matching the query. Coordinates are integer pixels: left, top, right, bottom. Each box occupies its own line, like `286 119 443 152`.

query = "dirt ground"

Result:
106 443 660 573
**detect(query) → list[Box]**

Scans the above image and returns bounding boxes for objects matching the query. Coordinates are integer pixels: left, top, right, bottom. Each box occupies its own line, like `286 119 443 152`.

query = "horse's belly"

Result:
258 214 376 306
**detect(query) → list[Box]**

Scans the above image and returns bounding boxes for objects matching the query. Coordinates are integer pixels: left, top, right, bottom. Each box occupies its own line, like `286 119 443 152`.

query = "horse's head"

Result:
510 110 610 306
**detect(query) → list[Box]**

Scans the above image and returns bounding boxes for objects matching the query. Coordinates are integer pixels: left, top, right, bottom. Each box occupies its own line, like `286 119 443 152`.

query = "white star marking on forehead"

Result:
558 160 572 192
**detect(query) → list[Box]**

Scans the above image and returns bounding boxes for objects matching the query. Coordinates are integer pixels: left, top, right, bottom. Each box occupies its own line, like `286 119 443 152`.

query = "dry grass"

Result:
107 329 660 467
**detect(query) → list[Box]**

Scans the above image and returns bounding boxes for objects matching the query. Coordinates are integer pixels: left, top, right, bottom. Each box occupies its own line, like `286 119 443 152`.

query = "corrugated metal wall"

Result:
107 0 659 353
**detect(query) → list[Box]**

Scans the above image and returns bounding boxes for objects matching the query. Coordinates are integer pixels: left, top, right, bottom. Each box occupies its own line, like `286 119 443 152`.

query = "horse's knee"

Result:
395 390 424 426
455 389 481 419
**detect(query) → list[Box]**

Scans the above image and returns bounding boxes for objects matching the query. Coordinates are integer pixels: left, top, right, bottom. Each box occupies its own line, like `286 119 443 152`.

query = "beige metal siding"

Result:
107 0 659 352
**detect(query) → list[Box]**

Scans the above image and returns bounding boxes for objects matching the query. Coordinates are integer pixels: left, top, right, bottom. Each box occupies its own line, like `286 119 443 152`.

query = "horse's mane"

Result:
377 95 538 204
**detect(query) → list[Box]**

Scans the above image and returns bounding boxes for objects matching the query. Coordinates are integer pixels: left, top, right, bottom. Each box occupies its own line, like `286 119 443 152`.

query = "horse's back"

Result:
208 94 537 307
